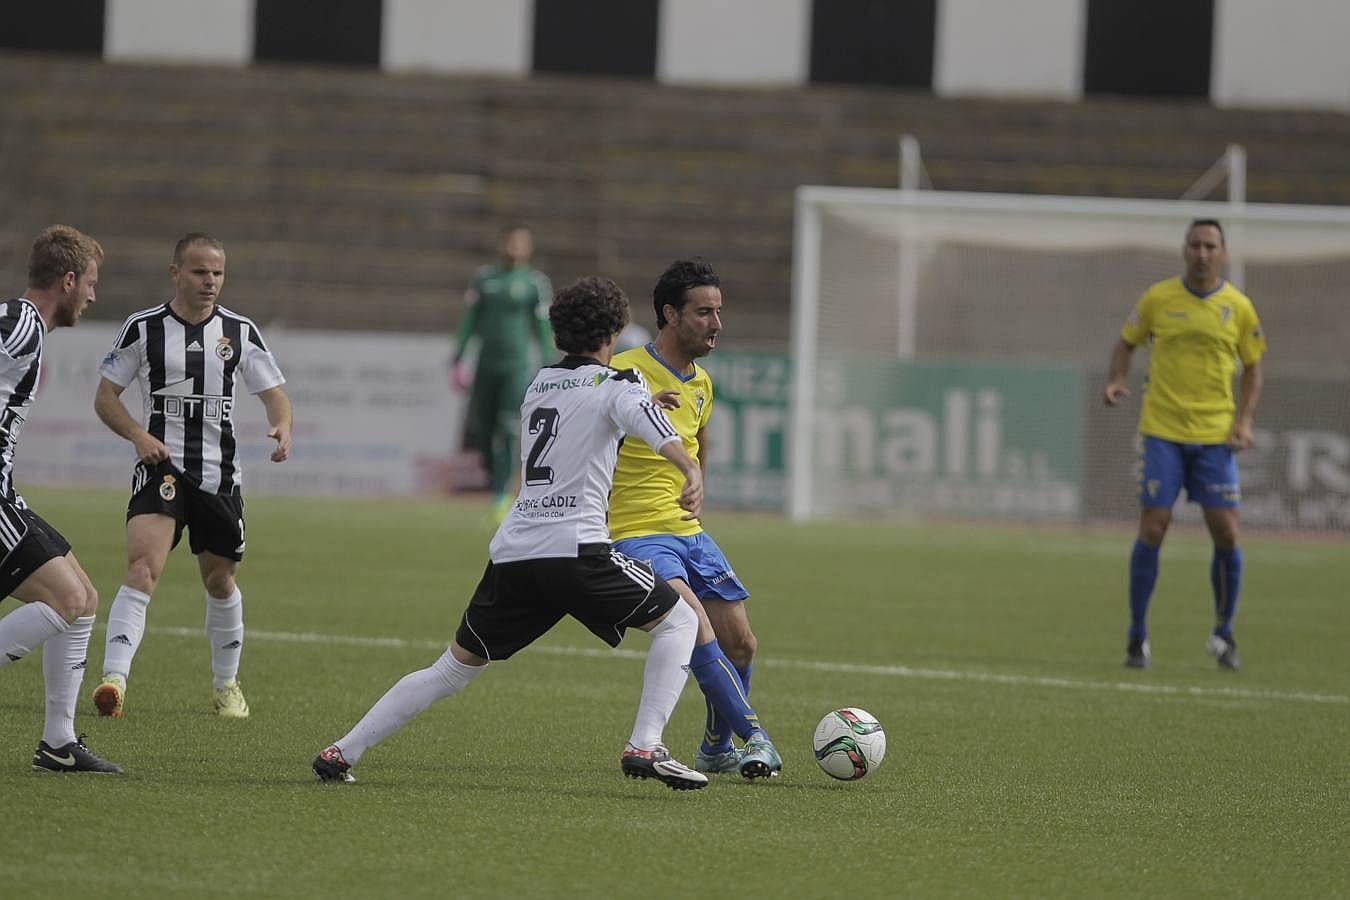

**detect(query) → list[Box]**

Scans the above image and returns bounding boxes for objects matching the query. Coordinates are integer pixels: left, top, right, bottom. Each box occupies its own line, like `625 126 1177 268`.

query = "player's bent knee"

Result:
646 598 697 638
47 589 87 624
80 583 99 618
125 559 162 593
204 574 237 599
727 631 758 664
1138 510 1171 545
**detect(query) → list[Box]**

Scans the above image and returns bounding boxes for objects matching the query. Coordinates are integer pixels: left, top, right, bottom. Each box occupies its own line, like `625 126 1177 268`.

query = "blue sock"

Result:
704 660 754 754
689 641 760 753
1211 546 1242 638
1129 540 1160 641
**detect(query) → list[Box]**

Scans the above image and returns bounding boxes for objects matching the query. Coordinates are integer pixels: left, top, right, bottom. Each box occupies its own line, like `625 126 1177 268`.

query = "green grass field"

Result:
2 487 1346 899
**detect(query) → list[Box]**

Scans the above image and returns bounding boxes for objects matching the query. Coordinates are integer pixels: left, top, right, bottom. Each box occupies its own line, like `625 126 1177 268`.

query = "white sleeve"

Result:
98 322 144 388
237 325 285 394
606 369 679 453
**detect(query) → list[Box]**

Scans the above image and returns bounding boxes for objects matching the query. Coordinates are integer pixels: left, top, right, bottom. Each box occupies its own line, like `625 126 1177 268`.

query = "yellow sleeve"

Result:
1237 302 1267 366
1120 289 1153 347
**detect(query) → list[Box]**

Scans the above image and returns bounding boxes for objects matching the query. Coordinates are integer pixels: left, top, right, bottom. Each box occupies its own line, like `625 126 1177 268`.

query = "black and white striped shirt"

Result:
488 356 679 563
100 303 285 495
0 298 46 503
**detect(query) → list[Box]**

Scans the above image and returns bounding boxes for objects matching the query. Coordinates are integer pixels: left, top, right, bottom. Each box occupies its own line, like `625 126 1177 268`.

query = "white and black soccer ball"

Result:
812 707 886 781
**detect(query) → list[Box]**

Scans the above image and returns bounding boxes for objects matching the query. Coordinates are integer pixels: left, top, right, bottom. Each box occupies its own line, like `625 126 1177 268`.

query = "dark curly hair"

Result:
652 258 719 328
549 276 630 354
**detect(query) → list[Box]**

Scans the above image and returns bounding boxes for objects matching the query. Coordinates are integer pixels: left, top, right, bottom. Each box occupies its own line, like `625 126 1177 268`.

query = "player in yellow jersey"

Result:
610 259 781 779
1104 219 1266 671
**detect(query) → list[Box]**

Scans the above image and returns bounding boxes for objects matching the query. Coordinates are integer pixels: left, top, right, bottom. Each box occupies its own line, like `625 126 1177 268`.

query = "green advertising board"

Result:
702 351 1082 519
700 350 791 509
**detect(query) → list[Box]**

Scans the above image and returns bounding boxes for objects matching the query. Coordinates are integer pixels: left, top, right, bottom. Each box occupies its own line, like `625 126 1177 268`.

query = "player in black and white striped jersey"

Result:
91 233 292 721
313 276 707 789
0 225 121 773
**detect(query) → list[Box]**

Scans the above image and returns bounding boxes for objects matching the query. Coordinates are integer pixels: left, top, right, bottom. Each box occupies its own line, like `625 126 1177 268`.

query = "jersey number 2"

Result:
524 407 559 486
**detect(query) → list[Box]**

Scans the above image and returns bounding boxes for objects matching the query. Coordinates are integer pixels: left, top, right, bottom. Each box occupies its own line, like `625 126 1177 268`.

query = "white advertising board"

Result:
24 325 464 498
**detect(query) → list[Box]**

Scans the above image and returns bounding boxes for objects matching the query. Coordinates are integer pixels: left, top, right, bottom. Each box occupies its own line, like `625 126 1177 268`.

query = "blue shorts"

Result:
612 532 749 602
1139 435 1240 509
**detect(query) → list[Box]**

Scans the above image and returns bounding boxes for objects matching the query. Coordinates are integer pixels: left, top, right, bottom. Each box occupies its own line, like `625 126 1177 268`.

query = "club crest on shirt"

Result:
694 391 706 418
159 474 177 501
1220 305 1232 323
215 337 234 361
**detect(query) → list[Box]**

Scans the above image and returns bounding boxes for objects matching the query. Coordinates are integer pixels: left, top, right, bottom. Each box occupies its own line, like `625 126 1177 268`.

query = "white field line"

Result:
903 535 1337 564
147 625 1349 706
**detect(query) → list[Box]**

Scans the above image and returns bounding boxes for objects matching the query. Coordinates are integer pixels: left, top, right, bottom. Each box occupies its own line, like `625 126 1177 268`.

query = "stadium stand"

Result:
2 51 1349 344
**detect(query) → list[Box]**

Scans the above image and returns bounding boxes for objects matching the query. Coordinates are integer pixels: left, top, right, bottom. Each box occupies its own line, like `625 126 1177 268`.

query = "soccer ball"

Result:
812 707 886 780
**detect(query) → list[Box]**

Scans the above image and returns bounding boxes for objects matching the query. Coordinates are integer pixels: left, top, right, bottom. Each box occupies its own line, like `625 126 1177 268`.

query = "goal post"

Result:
788 186 1350 531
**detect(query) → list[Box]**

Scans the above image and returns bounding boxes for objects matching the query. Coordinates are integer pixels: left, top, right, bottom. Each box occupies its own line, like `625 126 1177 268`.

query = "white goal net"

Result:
789 187 1350 532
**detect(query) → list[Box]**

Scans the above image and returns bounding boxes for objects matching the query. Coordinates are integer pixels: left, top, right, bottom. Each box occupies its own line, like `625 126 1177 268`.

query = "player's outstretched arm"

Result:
94 376 169 463
1103 339 1135 406
259 385 293 462
657 440 703 521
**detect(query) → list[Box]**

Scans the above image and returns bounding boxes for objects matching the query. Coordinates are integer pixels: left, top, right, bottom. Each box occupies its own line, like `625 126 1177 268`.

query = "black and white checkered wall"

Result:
5 0 1348 110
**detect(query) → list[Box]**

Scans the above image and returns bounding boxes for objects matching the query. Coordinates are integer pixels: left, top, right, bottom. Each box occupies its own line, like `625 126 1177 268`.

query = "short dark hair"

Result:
173 232 225 265
1187 218 1225 245
549 276 630 355
28 225 104 290
652 258 719 329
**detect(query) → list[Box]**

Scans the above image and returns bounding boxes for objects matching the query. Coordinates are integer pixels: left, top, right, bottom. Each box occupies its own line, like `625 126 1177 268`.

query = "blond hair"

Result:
28 225 104 290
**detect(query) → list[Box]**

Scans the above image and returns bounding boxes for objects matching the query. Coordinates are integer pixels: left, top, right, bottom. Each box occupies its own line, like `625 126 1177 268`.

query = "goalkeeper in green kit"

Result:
452 225 552 521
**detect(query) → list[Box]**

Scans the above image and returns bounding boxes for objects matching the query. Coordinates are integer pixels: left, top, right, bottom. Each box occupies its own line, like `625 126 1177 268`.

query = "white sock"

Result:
42 614 93 747
102 585 151 679
335 648 485 765
0 601 67 669
628 601 697 750
205 587 243 690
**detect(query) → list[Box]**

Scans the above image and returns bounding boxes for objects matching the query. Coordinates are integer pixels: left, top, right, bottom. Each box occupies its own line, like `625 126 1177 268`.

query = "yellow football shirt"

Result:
608 344 712 540
1120 277 1266 444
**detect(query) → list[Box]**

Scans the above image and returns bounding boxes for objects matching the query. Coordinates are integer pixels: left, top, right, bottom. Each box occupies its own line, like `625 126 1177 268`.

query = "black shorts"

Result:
454 544 680 661
0 500 72 599
128 461 247 561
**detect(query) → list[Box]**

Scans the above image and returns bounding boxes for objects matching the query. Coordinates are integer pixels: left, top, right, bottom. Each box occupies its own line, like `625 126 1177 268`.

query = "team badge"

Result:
1220 306 1232 323
215 337 234 361
159 474 177 501
694 391 706 418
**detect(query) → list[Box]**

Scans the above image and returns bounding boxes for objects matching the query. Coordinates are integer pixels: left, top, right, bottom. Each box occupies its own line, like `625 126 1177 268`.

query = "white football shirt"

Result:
0 298 46 504
99 303 285 494
488 355 679 563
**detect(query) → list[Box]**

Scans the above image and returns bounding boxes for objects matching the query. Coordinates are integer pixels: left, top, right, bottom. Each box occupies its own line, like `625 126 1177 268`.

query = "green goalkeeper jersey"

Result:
454 264 552 369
